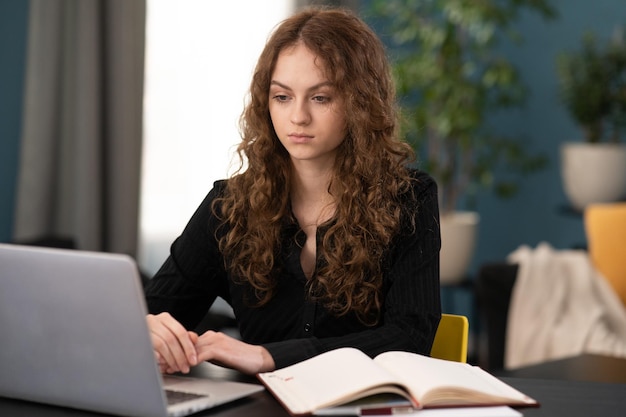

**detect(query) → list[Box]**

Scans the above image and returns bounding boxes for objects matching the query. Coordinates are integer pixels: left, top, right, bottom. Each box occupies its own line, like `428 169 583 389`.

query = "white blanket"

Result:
505 242 626 369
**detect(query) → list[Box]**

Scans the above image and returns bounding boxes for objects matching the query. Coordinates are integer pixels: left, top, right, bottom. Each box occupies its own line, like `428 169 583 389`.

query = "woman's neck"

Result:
290 163 335 227
290 161 333 204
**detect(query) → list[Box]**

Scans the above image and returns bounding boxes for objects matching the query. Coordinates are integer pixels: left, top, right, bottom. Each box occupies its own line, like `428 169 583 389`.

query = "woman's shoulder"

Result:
213 178 229 192
406 167 437 194
407 167 434 181
191 179 230 214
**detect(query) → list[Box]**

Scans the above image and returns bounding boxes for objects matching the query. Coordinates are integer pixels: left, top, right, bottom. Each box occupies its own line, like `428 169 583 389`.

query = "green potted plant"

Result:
556 28 626 210
368 0 555 282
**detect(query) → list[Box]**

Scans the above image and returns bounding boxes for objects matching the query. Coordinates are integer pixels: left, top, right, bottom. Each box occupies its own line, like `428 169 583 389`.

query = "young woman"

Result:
145 7 441 375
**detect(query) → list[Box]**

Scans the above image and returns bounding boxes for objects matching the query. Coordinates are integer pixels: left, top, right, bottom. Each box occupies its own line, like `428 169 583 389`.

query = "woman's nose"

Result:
290 100 311 125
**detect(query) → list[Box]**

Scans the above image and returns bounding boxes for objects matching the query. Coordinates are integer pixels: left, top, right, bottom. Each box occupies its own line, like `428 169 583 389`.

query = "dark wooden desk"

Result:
1 361 625 417
494 354 626 384
500 377 626 417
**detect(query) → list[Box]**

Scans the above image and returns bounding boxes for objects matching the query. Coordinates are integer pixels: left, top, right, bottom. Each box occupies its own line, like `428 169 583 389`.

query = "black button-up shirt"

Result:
144 169 441 369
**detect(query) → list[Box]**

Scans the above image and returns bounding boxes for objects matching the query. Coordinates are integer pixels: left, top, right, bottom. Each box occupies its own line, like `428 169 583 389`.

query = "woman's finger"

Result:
147 313 197 373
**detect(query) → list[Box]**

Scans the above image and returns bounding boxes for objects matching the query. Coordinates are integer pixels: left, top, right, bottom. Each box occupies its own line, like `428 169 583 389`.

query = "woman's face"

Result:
268 43 347 169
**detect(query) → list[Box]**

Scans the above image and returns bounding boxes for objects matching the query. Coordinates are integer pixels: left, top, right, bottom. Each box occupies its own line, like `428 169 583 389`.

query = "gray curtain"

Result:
13 0 146 257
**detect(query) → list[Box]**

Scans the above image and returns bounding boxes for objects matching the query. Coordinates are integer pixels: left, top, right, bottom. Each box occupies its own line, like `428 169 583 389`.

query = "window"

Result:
139 1 292 275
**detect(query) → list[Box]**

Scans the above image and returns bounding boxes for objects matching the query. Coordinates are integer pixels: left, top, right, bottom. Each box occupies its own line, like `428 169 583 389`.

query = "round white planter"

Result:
560 142 626 211
439 211 479 284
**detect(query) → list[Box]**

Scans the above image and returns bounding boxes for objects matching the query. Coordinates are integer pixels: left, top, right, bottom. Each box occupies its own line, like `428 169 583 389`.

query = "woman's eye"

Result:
273 95 289 102
313 96 330 104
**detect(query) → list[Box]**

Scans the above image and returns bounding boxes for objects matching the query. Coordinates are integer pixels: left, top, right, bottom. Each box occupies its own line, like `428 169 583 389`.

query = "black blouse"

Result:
144 169 441 369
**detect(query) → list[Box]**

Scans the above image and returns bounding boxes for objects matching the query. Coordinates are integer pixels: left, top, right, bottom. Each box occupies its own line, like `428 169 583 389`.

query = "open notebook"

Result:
0 243 262 417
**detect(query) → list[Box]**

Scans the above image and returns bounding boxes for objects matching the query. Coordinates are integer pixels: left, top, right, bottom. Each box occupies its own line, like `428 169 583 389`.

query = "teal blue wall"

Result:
473 0 625 268
0 1 28 242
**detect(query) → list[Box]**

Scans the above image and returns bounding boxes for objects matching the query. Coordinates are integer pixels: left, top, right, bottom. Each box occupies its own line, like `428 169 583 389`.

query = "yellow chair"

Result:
584 202 626 306
431 313 469 363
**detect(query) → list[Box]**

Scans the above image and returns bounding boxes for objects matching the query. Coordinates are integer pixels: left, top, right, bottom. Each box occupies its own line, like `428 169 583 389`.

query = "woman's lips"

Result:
288 133 313 143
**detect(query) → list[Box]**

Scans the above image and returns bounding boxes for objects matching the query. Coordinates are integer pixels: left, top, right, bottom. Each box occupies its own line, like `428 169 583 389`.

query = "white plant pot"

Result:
560 142 626 211
439 211 479 285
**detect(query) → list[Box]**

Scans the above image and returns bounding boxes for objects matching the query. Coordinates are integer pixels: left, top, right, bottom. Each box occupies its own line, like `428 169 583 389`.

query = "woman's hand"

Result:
195 330 276 375
147 313 275 375
147 312 198 374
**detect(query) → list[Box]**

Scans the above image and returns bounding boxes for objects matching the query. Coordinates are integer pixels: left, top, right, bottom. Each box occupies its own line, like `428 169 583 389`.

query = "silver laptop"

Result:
0 243 263 417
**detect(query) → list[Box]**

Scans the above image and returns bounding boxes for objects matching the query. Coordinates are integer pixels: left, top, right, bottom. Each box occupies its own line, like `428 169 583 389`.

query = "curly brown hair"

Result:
213 7 416 325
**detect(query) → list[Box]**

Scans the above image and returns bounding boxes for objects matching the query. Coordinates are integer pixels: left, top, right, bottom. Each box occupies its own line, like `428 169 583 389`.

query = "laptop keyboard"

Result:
165 389 209 405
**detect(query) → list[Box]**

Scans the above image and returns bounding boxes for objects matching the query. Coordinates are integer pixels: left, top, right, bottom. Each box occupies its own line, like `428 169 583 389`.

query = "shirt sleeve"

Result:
143 181 230 330
263 172 442 368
